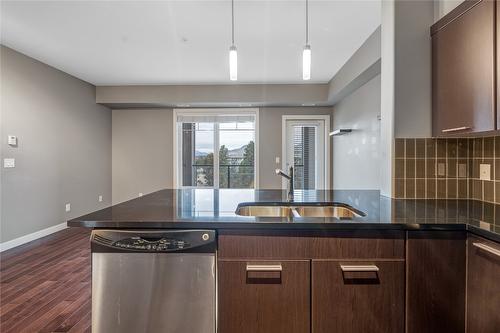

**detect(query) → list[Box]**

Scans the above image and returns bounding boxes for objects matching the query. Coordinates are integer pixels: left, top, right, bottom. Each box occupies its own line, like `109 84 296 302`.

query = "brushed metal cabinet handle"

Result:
473 242 500 257
246 264 283 272
441 126 471 133
340 264 379 272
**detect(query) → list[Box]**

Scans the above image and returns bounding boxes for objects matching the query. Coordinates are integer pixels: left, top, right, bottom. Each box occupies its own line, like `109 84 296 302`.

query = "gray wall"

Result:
112 109 173 204
111 107 333 202
97 84 330 108
379 0 434 197
0 46 112 243
394 0 433 138
332 74 381 190
328 26 381 104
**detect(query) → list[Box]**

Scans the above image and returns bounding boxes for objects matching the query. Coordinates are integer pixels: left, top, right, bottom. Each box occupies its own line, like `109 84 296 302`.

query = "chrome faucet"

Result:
275 166 294 202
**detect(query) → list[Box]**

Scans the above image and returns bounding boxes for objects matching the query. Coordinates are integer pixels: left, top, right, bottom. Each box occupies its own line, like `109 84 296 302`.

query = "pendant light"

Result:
302 0 311 80
229 0 237 81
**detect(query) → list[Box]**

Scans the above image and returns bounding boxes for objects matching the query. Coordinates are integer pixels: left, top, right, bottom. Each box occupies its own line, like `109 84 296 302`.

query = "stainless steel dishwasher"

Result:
91 229 216 333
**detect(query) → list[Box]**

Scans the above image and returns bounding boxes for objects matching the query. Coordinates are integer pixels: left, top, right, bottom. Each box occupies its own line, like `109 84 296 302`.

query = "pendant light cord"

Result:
305 0 309 45
231 0 235 45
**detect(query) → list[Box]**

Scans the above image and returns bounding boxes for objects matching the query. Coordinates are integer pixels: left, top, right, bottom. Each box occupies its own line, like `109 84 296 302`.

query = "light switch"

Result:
3 158 15 168
65 203 71 212
480 164 491 180
98 195 103 202
275 157 280 164
8 135 17 146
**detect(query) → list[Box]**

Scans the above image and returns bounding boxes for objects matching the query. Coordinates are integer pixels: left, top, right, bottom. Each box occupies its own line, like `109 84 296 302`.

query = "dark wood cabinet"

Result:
217 260 310 333
406 231 466 333
431 0 496 136
217 231 406 333
312 260 404 333
218 230 405 260
217 230 499 332
467 235 500 333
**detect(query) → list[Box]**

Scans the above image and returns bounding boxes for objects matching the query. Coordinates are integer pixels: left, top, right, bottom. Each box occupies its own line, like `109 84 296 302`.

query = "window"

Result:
174 109 258 189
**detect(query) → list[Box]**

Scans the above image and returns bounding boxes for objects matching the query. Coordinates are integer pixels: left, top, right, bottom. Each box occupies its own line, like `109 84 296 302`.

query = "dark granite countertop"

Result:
67 189 500 243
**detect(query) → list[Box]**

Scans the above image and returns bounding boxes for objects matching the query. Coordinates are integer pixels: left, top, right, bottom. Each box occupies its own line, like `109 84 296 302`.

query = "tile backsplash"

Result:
393 136 500 204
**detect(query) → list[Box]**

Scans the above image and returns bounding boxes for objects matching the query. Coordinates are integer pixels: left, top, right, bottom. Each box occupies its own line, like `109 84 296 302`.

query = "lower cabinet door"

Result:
312 260 404 333
467 236 500 333
218 260 310 333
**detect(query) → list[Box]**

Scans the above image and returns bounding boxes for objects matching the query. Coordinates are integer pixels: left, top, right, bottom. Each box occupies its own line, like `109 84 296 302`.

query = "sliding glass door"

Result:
175 110 257 189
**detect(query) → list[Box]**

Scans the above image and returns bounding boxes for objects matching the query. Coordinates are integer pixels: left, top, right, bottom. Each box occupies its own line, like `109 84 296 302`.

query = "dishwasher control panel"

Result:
91 229 216 253
113 237 190 251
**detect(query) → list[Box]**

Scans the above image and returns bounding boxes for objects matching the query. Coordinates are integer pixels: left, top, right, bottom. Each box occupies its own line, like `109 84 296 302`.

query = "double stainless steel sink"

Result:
235 202 365 219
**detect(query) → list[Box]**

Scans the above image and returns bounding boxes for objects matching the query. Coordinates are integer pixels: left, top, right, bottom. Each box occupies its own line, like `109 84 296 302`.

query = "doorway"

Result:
282 115 330 190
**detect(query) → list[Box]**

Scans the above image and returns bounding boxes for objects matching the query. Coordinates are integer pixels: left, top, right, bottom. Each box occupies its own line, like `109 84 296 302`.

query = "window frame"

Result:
173 108 259 189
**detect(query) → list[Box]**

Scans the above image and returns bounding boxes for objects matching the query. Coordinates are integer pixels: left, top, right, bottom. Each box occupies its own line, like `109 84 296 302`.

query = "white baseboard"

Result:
0 222 68 252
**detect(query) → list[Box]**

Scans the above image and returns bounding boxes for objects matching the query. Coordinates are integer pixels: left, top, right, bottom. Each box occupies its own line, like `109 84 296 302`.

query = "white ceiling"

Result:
1 0 381 85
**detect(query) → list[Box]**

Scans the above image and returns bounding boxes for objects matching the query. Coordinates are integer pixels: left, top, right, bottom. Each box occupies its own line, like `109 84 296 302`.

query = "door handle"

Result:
246 264 282 272
473 242 500 257
441 126 471 133
246 264 282 284
340 264 379 272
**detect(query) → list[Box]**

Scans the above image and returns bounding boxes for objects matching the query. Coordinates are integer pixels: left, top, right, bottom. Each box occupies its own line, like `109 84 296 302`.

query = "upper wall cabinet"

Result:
431 0 496 137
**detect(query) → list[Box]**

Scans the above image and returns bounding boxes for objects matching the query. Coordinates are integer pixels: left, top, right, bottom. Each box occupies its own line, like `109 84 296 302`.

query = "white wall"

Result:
0 46 112 244
380 0 396 197
332 75 381 190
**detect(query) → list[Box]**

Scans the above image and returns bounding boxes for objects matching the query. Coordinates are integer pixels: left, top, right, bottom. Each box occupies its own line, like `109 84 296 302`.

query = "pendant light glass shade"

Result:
302 45 311 80
302 0 311 80
229 45 237 81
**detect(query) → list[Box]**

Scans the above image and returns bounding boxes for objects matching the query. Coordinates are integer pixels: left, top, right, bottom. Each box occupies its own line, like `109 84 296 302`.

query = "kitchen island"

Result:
69 189 500 333
68 189 500 241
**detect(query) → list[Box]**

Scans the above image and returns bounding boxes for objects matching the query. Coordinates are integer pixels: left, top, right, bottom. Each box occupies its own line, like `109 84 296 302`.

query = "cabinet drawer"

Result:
218 230 405 259
217 260 310 333
467 235 500 333
312 260 405 333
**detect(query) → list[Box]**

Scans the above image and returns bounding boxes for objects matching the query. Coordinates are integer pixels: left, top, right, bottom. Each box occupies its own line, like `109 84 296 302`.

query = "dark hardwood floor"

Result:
1 227 92 333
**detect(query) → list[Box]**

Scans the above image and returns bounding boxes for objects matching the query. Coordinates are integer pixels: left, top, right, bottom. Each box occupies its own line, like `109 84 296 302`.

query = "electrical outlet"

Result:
98 195 103 202
138 193 143 197
480 164 491 180
437 163 446 177
458 163 467 178
3 158 15 168
65 203 71 212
